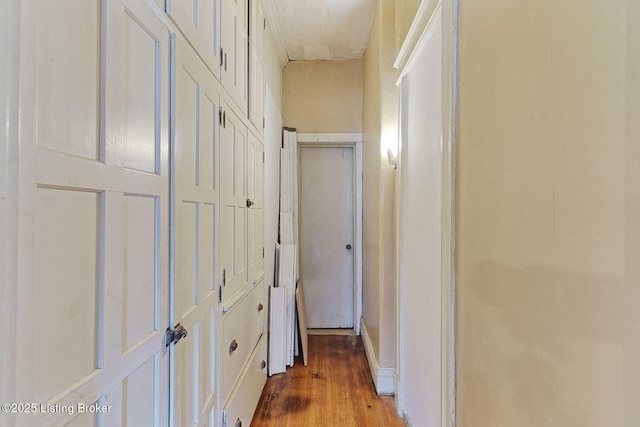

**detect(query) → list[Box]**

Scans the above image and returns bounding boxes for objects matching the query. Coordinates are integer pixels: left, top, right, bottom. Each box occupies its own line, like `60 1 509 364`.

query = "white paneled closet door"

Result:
15 0 170 425
220 105 248 301
171 34 221 427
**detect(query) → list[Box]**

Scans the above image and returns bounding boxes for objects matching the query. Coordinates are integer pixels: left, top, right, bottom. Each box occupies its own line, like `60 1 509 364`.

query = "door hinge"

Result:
165 323 188 347
218 285 222 303
263 17 266 30
222 269 226 287
262 247 264 258
219 107 223 126
223 110 226 128
262 117 265 129
263 152 265 163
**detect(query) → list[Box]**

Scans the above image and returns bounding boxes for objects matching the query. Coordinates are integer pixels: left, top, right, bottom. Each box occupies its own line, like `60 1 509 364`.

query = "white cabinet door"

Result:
249 0 265 132
250 0 264 58
221 0 248 113
247 131 264 279
172 34 222 427
249 54 265 133
220 104 248 301
15 0 170 425
166 0 222 78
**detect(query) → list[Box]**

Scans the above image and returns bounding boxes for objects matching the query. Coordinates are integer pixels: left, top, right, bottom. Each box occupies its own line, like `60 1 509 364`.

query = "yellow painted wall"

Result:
394 0 421 52
362 0 382 361
457 0 640 425
282 60 362 133
362 0 397 368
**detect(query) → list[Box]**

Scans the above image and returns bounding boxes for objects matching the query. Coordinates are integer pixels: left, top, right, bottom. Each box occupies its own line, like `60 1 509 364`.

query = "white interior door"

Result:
172 34 221 427
15 0 170 425
299 146 354 329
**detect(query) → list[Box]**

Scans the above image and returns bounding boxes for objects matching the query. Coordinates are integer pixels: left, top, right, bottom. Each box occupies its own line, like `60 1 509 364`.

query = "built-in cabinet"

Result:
7 0 268 425
167 0 250 116
249 0 266 132
171 0 267 425
221 0 249 113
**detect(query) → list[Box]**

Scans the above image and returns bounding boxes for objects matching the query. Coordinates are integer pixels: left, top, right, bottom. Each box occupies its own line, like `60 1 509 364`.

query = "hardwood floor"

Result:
251 335 406 426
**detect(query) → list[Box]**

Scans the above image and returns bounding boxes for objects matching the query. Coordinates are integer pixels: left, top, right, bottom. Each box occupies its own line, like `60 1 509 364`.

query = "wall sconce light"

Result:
387 148 397 169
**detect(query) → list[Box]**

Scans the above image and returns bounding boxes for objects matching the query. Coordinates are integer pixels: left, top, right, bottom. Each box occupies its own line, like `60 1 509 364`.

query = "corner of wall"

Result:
360 318 395 395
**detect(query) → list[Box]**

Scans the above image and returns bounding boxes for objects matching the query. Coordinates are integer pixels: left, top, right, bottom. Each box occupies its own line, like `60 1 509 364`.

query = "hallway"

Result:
251 335 406 426
3 0 640 425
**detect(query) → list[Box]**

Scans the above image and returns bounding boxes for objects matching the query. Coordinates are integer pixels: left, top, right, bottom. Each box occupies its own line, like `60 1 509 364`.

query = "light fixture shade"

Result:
387 148 397 169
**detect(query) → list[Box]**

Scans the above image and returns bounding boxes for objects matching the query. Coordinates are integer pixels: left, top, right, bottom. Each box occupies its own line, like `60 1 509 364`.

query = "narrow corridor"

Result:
251 335 406 426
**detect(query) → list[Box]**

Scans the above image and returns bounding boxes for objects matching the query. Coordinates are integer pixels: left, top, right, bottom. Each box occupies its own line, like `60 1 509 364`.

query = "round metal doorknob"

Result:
346 244 352 250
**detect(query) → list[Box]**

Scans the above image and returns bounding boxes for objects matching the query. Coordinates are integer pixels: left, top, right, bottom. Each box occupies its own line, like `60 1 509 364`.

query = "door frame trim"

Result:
297 132 363 334
394 1 458 426
0 0 20 417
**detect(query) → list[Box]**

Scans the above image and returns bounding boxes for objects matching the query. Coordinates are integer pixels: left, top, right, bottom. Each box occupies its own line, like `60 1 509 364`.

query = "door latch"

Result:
165 323 188 347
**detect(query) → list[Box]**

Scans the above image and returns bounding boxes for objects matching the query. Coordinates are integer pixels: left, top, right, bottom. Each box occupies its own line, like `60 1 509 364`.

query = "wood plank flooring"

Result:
251 335 406 426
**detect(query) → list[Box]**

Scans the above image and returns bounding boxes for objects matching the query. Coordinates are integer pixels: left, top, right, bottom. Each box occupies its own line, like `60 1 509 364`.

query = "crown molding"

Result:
394 0 442 84
262 0 289 67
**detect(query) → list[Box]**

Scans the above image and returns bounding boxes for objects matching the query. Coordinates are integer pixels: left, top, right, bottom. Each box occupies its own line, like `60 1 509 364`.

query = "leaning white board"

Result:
296 281 309 366
268 286 286 375
279 212 294 245
278 243 297 366
279 148 292 213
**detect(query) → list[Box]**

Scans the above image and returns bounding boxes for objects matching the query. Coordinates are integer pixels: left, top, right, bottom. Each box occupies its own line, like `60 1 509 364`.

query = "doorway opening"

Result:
297 133 363 335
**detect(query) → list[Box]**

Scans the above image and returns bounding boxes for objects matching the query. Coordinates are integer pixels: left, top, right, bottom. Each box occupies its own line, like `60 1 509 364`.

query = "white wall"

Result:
263 86 283 290
262 4 284 290
397 15 443 427
263 15 283 112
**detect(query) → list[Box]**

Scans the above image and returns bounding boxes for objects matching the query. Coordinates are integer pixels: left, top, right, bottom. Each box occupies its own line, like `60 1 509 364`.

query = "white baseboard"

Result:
360 318 395 395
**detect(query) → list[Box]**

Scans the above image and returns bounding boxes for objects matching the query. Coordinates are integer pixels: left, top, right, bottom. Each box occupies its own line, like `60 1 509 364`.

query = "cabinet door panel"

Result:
166 0 221 78
220 105 248 300
17 1 170 425
249 0 265 132
247 131 264 278
221 0 248 113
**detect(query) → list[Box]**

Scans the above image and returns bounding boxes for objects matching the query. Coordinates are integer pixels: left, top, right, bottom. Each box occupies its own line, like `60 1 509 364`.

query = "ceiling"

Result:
272 0 375 61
